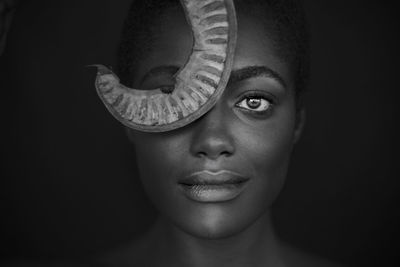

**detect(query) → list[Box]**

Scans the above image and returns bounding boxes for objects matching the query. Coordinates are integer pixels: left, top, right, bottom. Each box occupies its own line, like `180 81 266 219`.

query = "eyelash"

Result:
235 92 275 115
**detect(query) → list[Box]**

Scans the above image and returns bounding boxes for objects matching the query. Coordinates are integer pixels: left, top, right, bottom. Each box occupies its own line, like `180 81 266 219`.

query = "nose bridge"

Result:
190 103 235 159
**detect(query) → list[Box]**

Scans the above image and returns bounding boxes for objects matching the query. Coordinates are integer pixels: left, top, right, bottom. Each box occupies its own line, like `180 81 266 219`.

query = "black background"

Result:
1 0 399 266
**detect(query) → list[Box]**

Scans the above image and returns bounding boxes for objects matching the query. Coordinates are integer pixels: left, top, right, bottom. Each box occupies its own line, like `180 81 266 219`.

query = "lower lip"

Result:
179 182 248 203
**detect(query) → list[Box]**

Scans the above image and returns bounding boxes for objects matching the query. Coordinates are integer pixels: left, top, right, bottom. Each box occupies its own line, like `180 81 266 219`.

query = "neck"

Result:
147 211 284 267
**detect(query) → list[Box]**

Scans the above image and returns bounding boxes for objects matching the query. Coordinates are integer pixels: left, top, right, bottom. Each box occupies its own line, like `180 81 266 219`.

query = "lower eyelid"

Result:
235 107 274 121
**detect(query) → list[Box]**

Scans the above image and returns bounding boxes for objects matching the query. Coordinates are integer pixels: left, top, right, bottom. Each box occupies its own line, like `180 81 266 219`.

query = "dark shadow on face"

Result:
126 5 304 239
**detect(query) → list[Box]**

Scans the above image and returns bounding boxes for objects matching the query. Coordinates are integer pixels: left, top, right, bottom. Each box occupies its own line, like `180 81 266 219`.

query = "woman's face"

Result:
127 7 302 239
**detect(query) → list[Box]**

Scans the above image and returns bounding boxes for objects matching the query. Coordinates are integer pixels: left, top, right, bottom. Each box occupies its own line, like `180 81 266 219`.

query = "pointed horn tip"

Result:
85 64 113 75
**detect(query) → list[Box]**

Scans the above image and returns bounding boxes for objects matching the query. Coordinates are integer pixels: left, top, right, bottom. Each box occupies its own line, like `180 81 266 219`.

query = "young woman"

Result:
98 0 342 266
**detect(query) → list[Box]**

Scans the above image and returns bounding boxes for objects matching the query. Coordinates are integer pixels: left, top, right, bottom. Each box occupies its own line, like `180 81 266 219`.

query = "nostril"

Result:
197 151 207 158
196 149 232 159
189 108 235 159
221 150 233 157
193 139 235 159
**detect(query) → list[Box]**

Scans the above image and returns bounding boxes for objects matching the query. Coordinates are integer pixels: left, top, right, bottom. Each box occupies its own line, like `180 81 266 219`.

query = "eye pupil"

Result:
247 98 261 109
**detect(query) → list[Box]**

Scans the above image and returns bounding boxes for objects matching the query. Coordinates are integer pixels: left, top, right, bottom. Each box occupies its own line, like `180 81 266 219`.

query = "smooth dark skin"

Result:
100 5 342 267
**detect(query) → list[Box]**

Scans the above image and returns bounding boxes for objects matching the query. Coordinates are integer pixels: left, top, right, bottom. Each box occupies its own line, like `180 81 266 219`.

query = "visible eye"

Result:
235 94 273 113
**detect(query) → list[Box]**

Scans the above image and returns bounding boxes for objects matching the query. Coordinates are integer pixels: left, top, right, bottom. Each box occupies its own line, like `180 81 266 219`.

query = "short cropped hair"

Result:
117 0 310 103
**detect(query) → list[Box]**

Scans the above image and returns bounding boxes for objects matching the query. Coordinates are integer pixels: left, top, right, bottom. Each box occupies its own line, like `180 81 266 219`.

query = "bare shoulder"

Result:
280 243 347 267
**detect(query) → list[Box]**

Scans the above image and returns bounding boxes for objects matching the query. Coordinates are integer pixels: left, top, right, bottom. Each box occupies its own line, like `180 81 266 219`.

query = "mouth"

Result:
178 170 249 203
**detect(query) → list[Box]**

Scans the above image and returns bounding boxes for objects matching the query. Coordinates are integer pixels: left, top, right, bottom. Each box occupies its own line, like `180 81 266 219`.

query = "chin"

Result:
167 201 266 240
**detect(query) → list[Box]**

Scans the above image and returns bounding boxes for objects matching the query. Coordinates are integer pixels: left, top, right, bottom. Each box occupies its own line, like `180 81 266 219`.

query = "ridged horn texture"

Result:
93 0 237 132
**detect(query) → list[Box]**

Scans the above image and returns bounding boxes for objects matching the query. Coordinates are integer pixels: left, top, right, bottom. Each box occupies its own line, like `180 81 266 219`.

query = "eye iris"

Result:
247 98 261 109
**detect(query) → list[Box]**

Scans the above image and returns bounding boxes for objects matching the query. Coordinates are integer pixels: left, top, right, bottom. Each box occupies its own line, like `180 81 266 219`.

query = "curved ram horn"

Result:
93 0 237 132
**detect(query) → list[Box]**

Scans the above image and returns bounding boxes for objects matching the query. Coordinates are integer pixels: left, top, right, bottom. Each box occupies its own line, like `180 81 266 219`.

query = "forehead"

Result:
132 5 293 89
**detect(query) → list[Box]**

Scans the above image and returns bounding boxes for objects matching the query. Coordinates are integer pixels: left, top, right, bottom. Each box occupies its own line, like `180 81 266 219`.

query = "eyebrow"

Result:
141 65 287 89
229 66 287 89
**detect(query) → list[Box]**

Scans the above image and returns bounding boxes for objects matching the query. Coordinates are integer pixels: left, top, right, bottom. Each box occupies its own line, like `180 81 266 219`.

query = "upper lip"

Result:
179 170 249 186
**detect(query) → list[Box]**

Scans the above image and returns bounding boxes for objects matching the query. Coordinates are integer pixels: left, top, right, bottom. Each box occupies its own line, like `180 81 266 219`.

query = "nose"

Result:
189 104 235 160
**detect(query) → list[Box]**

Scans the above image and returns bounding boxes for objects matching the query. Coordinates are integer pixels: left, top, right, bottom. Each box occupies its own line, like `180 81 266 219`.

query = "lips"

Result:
178 170 249 202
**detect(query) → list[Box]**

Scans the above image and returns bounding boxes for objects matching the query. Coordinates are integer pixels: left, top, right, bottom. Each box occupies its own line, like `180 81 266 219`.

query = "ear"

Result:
293 107 306 144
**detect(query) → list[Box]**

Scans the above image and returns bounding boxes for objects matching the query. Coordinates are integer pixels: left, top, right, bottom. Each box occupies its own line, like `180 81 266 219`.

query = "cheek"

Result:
236 110 296 204
135 136 179 176
252 121 294 174
132 132 190 196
